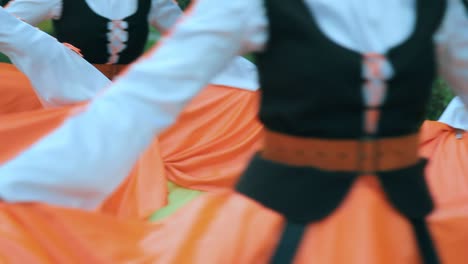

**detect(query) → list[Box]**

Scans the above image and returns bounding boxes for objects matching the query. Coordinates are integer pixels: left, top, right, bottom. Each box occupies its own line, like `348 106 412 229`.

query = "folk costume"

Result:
5 0 183 78
0 5 262 219
0 0 183 113
0 0 467 262
79 0 467 263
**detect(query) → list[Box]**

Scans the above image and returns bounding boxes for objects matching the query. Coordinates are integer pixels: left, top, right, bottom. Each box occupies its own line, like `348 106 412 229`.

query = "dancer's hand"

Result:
63 43 83 57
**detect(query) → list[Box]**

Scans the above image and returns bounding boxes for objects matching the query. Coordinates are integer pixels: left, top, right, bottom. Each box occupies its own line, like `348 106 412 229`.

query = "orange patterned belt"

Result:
262 129 420 173
92 64 127 79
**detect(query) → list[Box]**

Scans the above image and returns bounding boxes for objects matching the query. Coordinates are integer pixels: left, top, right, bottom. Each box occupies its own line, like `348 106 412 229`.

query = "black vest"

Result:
241 2 447 263
255 0 446 139
1 0 12 7
53 0 151 64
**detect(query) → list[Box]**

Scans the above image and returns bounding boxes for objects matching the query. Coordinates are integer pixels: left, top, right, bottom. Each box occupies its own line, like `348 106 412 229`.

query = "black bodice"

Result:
255 0 446 139
53 0 152 64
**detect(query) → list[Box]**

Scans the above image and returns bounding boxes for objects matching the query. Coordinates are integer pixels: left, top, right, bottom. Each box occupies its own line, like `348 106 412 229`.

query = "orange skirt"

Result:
139 120 468 264
0 202 159 263
0 64 262 219
0 64 466 263
0 154 465 263
0 63 42 115
419 121 468 207
101 84 262 218
138 178 467 264
126 120 468 263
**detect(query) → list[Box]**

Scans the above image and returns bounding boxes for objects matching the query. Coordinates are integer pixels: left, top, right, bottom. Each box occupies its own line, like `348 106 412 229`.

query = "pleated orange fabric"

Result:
0 153 465 263
0 63 42 115
0 106 73 164
0 64 262 219
138 173 468 264
0 103 167 219
99 139 168 219
130 122 468 264
0 202 159 263
98 85 262 218
420 121 468 207
159 85 262 191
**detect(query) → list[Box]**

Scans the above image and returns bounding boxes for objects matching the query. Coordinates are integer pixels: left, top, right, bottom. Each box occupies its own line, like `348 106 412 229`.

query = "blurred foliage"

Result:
178 0 191 10
0 53 8 63
38 20 54 34
426 79 455 120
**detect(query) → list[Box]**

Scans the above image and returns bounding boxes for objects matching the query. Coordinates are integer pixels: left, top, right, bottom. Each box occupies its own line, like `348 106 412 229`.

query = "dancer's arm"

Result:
4 0 61 26
149 0 184 33
0 7 109 107
0 0 267 210
435 0 468 106
150 0 261 91
438 97 468 130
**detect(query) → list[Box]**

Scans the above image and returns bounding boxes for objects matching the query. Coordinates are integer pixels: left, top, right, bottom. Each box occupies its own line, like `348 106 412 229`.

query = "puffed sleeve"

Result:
148 0 183 33
435 0 468 105
5 0 62 26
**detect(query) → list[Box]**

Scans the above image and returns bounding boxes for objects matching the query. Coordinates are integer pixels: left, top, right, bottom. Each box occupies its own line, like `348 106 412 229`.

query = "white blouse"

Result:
105 0 468 128
4 0 260 91
5 0 182 32
0 0 467 210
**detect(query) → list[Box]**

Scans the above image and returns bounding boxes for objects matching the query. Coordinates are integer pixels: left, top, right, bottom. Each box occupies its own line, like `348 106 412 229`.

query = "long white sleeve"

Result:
435 0 468 106
148 0 183 33
438 97 468 130
4 0 456 209
149 0 261 90
0 0 265 210
5 0 61 26
0 8 109 107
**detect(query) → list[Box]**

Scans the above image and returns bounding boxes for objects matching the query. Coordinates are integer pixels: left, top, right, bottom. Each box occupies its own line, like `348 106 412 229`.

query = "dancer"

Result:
63 0 466 263
0 5 262 219
0 0 182 114
5 0 184 79
1 0 468 262
0 0 183 115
